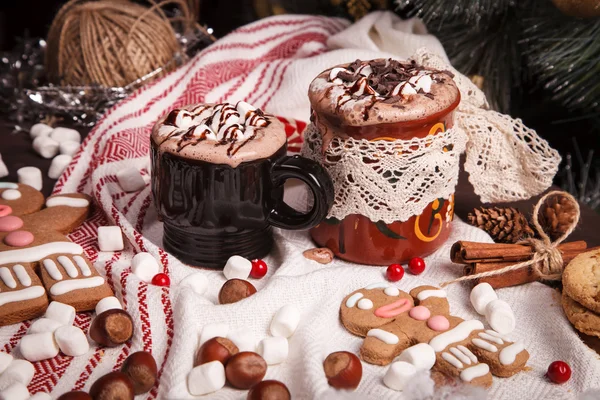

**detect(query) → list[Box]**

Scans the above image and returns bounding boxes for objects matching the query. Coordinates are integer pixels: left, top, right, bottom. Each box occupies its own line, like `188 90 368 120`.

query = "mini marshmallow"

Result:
59 140 80 156
55 325 90 356
0 382 29 400
17 166 42 191
131 252 160 283
95 296 123 315
28 318 63 334
0 154 7 178
180 272 209 296
257 336 288 365
98 226 124 252
32 135 60 159
223 255 252 280
50 127 81 143
20 332 60 362
30 123 53 139
383 361 417 391
227 327 256 352
485 299 516 334
270 304 300 338
396 343 436 371
0 352 12 375
187 360 226 396
48 154 72 179
28 392 52 400
45 301 76 326
470 283 498 315
199 323 229 347
116 167 146 192
0 359 35 390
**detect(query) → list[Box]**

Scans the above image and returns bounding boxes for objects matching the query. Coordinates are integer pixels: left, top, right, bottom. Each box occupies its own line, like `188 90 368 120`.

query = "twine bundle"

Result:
46 0 198 87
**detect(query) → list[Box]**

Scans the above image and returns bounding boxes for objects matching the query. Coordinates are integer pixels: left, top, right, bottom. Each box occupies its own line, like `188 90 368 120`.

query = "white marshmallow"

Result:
131 252 160 283
17 166 42 191
223 255 252 280
48 154 72 179
257 336 288 365
98 226 124 252
270 304 300 338
227 327 256 352
30 123 53 139
59 140 80 156
55 325 89 356
485 299 516 334
187 360 226 396
470 283 499 315
0 382 29 400
0 352 13 375
50 127 81 143
383 361 417 391
396 343 436 371
32 135 60 159
28 318 63 334
95 296 123 315
20 332 60 362
0 154 7 178
28 392 53 400
199 323 229 347
0 359 35 390
116 167 146 192
44 301 76 326
180 272 209 296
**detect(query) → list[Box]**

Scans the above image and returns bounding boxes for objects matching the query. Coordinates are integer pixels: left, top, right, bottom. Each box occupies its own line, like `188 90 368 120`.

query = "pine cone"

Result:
538 192 578 241
467 207 535 244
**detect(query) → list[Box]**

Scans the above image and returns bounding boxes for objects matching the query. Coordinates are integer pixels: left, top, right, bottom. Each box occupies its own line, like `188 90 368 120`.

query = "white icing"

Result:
442 352 463 369
450 347 473 365
0 183 18 189
73 255 92 277
365 282 390 290
46 197 89 208
460 364 489 382
417 289 447 301
367 329 399 345
478 332 503 345
357 298 373 310
43 259 63 281
58 256 79 278
457 345 478 363
13 265 31 287
472 338 498 353
0 267 17 288
346 293 363 307
384 287 400 296
49 276 105 296
0 286 45 306
1 189 21 200
0 242 83 265
429 320 485 352
485 330 511 341
499 341 525 365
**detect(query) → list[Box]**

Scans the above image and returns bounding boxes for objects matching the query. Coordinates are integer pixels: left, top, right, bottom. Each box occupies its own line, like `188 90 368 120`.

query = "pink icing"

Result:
374 298 413 318
427 315 450 332
409 305 431 321
0 205 12 217
0 216 23 232
4 230 34 247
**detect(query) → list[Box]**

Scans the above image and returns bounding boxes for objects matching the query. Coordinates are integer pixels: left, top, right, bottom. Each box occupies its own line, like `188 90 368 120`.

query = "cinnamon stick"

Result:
451 240 587 264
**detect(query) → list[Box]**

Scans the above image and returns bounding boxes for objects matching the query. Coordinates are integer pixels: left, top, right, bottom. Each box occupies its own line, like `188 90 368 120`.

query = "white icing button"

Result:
383 361 416 391
460 363 490 382
1 189 21 200
257 336 288 365
384 286 400 296
199 323 229 347
270 304 300 338
397 343 436 371
97 226 124 252
19 332 60 362
345 293 363 308
367 329 399 345
44 301 76 326
223 255 252 280
187 361 225 396
470 282 498 315
357 298 373 310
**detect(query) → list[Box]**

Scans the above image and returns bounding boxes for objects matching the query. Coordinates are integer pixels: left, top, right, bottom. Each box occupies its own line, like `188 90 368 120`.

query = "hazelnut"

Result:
57 392 92 400
323 351 362 390
225 351 267 389
121 351 158 394
218 279 257 304
90 371 135 400
302 248 334 264
247 380 291 400
195 337 239 366
90 309 134 347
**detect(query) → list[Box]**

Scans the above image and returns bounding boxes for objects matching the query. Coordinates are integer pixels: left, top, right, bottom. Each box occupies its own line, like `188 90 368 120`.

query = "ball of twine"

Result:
46 0 193 88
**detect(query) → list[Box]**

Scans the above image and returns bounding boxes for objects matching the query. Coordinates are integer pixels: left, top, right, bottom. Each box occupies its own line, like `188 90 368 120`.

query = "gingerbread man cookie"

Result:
0 183 113 326
340 282 529 387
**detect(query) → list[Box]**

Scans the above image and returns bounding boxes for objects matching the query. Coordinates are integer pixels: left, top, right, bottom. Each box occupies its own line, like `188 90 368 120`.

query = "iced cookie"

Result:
561 290 600 338
562 249 600 314
0 183 113 325
340 283 529 387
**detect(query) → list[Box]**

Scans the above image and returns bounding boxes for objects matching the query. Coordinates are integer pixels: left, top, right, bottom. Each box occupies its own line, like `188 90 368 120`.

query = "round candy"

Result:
547 361 571 384
250 259 268 279
0 215 23 232
408 257 426 275
1 189 21 200
151 273 170 287
427 315 450 332
5 230 34 247
0 205 12 217
386 264 404 282
408 305 431 321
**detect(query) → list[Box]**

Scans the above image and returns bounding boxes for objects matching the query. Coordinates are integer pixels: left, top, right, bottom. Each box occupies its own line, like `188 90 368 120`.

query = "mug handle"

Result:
268 155 334 230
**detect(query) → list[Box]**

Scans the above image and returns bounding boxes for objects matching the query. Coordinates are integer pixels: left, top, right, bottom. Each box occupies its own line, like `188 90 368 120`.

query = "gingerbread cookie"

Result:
561 290 600 338
340 283 529 387
0 183 113 326
562 249 600 314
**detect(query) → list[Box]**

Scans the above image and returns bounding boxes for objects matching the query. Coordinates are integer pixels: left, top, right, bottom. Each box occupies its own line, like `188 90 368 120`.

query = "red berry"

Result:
546 361 571 384
408 257 426 275
151 273 170 287
250 259 268 279
386 264 404 282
